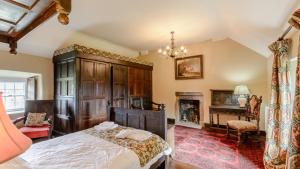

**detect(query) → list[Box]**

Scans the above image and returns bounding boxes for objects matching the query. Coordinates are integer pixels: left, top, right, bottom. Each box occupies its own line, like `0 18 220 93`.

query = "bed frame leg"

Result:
157 160 166 169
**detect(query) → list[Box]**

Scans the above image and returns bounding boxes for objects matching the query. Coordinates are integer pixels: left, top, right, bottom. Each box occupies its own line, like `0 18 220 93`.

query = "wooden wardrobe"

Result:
52 45 153 135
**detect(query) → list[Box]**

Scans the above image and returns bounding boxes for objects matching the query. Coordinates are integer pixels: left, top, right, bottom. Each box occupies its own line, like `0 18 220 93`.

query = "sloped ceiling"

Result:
0 0 299 58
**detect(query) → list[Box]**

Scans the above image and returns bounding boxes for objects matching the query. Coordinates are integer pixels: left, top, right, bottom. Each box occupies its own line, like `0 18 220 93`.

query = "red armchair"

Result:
13 100 54 139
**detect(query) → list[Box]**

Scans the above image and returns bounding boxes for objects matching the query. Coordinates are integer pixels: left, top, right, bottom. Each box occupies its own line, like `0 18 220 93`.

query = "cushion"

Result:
25 112 47 127
20 124 49 139
116 129 152 141
227 120 257 131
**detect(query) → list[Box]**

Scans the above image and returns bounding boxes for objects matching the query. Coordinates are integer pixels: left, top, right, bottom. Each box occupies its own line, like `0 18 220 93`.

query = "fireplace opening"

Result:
179 99 200 124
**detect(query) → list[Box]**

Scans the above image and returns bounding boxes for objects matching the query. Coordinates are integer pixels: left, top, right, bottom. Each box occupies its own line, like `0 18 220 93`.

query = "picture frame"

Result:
175 55 203 80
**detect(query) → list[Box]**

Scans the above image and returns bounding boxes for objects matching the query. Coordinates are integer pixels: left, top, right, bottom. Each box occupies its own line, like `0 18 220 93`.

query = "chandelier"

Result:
158 31 187 58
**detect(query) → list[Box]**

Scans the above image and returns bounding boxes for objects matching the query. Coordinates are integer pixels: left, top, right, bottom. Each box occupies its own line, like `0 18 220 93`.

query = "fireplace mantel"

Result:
175 92 203 96
175 92 204 129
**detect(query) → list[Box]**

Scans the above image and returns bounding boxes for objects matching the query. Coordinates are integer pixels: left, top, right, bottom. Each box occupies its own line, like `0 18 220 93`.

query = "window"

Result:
0 82 26 113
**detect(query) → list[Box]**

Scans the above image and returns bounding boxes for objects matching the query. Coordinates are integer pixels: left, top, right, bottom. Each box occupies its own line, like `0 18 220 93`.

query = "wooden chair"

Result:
129 96 165 111
226 95 262 146
13 100 55 139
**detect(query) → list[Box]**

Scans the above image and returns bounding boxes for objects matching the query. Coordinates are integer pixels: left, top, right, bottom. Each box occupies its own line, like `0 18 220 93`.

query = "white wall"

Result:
139 38 268 130
0 51 53 100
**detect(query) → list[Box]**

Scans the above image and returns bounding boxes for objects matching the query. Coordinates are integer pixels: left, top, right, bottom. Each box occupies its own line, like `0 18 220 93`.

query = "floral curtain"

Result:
286 9 300 169
264 9 300 169
264 39 292 169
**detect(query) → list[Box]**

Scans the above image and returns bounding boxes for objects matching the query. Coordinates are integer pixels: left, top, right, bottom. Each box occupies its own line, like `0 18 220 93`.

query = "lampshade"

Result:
234 85 250 95
0 92 32 163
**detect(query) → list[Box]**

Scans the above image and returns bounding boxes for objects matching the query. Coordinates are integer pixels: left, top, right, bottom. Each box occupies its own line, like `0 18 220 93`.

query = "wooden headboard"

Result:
110 107 166 140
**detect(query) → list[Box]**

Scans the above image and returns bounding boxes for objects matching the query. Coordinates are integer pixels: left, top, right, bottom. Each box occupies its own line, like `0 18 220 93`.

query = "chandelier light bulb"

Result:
157 31 187 58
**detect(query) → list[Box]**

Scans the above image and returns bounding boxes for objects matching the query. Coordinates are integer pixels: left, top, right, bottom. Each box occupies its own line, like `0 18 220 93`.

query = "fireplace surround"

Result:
175 92 204 128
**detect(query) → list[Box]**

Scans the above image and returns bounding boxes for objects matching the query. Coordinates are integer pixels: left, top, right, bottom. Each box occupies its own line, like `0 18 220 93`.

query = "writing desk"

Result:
209 105 247 128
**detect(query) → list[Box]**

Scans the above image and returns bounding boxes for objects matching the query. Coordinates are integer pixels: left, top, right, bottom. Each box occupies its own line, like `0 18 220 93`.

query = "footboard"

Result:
110 107 166 140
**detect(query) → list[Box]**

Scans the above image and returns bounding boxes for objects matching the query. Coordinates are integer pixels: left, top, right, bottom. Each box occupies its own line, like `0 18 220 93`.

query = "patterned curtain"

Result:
264 39 292 169
264 9 300 169
286 9 300 169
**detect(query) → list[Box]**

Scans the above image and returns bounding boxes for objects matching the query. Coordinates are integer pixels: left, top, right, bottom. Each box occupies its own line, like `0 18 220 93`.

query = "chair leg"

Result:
226 123 230 138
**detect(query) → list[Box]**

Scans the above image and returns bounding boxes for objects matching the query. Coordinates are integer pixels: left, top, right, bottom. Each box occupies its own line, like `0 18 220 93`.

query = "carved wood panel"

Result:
112 64 128 108
54 59 75 134
144 69 152 97
79 59 110 130
53 52 153 135
128 67 152 98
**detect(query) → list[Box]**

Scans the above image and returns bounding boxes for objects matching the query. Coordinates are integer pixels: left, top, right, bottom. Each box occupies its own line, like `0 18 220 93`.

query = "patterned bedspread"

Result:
84 126 169 167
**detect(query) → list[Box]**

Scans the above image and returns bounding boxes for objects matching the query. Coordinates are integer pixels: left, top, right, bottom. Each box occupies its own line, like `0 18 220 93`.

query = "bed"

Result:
0 107 169 169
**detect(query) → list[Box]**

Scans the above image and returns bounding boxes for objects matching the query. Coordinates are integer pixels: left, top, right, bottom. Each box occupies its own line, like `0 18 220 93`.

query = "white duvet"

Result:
0 131 168 169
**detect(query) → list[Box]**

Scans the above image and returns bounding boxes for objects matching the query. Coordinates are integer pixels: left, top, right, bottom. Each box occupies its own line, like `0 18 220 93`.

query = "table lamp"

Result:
0 92 32 163
234 85 250 107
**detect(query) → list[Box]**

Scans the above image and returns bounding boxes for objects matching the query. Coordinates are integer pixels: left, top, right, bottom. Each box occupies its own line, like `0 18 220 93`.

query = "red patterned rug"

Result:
174 125 265 169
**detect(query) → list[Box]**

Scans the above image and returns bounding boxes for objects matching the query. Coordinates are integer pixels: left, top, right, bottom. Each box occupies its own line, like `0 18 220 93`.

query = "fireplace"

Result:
175 92 204 128
179 99 200 124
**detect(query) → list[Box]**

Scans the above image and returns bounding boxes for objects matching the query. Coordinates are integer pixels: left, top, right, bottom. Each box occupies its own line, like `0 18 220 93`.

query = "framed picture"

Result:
175 55 203 80
210 89 239 106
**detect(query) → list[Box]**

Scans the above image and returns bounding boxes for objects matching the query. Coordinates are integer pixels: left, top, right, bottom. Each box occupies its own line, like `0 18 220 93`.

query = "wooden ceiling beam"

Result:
0 34 9 43
15 2 57 41
55 0 71 25
0 0 71 54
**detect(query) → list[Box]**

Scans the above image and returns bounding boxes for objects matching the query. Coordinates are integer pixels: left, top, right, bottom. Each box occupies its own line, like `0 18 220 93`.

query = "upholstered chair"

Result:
13 100 54 140
226 95 262 146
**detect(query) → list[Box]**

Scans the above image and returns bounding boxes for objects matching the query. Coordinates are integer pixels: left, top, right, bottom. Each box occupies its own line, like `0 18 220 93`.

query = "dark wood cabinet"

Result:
128 67 152 97
54 58 75 135
53 45 153 135
112 65 128 108
128 67 152 108
79 59 110 130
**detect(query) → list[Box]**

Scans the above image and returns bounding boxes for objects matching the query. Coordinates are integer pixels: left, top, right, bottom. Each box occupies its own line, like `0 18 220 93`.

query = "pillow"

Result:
116 129 152 141
25 112 47 127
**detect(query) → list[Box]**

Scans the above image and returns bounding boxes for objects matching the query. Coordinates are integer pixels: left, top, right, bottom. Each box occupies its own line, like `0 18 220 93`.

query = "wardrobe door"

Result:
128 67 152 109
54 59 75 134
144 69 152 98
112 65 128 108
94 62 110 123
79 59 110 130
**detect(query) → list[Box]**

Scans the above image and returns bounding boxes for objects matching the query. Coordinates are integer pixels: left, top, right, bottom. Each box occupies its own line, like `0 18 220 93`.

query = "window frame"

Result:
0 78 27 114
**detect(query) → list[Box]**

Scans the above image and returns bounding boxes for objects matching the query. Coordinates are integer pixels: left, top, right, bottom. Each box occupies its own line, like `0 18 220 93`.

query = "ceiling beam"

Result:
54 0 71 25
15 2 57 41
0 0 71 54
0 34 9 43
